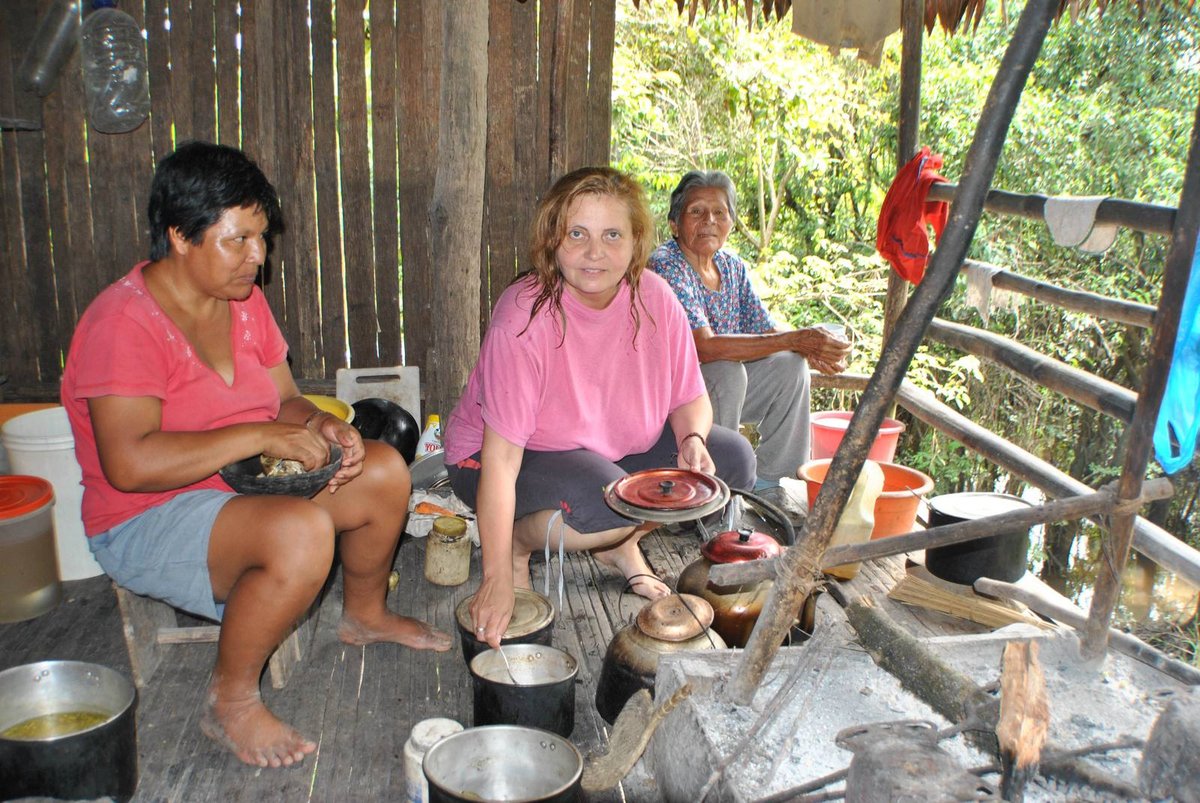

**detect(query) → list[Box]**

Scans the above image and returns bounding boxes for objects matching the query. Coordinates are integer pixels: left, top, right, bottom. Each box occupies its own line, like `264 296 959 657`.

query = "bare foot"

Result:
200 691 316 768
592 540 671 600
337 611 453 651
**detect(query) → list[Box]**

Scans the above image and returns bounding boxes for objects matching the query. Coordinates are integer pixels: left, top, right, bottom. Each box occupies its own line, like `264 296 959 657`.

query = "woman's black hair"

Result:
147 141 283 260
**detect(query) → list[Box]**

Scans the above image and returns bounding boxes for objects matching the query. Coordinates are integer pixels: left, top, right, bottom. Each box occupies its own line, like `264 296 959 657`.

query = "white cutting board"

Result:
335 366 421 423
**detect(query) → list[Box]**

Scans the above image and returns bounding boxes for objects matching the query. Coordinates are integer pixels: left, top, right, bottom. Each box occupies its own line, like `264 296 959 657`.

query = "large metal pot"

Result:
423 725 582 803
0 660 137 802
595 594 726 724
676 528 818 648
470 645 577 737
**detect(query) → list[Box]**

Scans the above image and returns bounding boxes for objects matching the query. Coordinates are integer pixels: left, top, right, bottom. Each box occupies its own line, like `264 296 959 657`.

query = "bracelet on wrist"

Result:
679 431 706 449
303 410 327 429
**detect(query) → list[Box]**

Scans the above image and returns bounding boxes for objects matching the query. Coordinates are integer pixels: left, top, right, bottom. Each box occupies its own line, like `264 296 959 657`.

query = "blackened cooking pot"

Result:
924 492 1033 585
0 660 137 802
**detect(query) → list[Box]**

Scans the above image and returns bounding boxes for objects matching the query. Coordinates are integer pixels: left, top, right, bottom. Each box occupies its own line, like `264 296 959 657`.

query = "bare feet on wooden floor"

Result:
200 691 315 769
337 611 452 651
592 540 670 600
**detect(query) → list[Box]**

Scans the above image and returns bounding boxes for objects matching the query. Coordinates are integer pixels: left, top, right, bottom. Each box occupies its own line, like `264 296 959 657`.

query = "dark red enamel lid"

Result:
701 528 783 564
610 468 724 512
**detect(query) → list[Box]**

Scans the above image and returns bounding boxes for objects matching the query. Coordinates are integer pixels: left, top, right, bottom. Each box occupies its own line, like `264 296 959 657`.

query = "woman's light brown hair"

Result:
518 166 655 339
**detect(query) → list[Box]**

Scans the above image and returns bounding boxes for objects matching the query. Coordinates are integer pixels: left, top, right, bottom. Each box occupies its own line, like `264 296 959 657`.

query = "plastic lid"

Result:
0 476 54 519
410 718 463 752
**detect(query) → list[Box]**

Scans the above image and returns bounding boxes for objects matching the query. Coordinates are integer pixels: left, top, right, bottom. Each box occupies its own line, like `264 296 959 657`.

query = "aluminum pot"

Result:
424 725 582 803
471 645 577 737
0 660 137 802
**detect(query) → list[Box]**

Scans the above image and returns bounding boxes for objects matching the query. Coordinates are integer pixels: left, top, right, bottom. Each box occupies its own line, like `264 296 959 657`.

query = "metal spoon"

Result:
497 645 519 685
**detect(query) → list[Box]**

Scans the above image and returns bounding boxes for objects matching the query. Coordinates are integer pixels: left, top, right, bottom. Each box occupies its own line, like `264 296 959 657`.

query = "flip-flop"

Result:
622 572 670 599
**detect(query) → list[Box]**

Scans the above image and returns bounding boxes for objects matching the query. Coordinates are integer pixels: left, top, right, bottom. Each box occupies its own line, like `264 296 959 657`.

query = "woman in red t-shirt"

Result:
62 142 450 769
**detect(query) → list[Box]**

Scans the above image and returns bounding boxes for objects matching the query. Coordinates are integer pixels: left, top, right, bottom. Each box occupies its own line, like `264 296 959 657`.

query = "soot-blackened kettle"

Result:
594 594 726 724
676 527 817 648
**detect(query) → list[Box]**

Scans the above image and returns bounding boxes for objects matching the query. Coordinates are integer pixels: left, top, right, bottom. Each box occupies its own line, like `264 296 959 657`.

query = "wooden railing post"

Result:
1082 90 1200 660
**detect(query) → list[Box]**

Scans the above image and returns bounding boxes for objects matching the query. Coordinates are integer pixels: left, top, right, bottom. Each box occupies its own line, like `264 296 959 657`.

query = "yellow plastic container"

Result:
302 394 354 423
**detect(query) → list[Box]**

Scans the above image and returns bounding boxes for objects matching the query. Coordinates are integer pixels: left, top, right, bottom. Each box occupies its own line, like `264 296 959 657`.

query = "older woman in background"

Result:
649 170 851 490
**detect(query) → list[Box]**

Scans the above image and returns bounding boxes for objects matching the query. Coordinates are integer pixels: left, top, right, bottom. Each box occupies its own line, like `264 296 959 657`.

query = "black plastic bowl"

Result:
220 444 343 498
350 398 419 464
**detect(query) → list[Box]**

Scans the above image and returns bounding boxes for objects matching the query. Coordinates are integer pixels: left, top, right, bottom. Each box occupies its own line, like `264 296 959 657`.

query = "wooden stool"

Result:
114 584 319 690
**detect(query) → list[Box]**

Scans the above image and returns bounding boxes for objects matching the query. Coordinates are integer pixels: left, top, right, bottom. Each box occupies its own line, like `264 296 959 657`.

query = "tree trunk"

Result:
426 5 488 420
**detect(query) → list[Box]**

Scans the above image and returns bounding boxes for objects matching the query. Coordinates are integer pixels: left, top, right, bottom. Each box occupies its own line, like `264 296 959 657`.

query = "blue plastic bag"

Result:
1154 236 1200 474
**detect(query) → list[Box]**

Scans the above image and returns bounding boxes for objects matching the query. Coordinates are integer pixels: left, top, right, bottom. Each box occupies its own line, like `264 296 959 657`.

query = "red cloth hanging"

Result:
876 147 949 284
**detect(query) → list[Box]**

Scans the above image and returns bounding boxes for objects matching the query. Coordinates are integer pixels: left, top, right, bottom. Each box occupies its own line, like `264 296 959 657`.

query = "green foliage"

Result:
613 1 1200 555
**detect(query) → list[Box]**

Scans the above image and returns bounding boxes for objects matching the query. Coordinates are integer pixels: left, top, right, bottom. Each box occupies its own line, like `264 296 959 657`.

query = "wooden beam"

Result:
708 478 1174 586
881 0 925 348
427 3 487 420
968 260 1157 329
927 317 1137 422
927 182 1176 236
895 381 1200 588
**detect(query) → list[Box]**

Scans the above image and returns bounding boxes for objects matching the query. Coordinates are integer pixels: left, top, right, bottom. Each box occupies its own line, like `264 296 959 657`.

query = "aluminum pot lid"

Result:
634 593 714 642
455 587 553 639
701 528 783 564
929 492 1032 522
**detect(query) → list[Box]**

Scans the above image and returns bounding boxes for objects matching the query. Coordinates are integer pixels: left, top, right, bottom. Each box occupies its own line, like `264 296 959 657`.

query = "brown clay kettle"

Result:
676 527 817 648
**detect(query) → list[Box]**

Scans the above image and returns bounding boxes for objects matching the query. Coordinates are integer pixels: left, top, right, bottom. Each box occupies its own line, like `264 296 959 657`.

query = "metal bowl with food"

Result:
219 444 343 498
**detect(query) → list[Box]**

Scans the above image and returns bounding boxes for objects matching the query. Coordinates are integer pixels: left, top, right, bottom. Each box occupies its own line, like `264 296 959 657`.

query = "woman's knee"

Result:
708 425 756 490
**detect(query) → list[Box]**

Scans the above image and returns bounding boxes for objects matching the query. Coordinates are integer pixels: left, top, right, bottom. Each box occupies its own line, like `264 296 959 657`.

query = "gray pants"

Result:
701 351 811 482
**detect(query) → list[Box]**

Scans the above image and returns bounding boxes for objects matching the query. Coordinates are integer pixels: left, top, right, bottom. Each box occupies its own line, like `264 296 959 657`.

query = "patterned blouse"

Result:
648 239 775 335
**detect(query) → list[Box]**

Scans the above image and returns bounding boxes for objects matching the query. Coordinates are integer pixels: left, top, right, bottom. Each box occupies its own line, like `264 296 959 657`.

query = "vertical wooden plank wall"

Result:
0 0 616 394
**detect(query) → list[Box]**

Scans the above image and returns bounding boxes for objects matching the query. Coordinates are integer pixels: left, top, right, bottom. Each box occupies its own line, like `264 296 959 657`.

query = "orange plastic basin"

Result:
810 410 905 463
798 458 934 539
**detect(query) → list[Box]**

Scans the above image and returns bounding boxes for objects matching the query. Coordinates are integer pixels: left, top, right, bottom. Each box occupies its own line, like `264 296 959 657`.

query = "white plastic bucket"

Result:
0 408 103 580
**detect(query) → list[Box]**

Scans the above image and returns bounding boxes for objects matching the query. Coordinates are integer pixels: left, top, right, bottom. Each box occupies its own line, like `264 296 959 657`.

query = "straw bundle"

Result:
888 564 1056 630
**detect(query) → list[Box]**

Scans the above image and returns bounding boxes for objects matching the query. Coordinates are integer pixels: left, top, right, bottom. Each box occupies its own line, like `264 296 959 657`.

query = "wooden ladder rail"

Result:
1082 90 1200 659
729 0 1061 705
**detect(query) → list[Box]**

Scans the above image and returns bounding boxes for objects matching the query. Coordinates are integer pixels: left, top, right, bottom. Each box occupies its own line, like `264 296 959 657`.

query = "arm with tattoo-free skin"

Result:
89 363 365 495
468 425 524 649
668 394 717 474
691 325 851 375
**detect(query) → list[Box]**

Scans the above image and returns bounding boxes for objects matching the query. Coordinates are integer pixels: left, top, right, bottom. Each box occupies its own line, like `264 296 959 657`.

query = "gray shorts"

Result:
89 489 234 622
447 424 755 533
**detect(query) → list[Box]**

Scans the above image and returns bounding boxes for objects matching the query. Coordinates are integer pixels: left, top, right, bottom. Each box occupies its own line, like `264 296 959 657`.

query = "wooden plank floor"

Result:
0 510 985 802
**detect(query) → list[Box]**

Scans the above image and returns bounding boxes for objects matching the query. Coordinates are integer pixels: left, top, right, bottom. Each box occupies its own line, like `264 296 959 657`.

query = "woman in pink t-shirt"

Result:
444 167 755 648
61 143 450 770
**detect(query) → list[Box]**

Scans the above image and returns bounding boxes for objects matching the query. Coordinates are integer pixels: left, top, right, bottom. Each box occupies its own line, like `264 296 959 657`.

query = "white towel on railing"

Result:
964 262 1017 324
1044 195 1118 254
